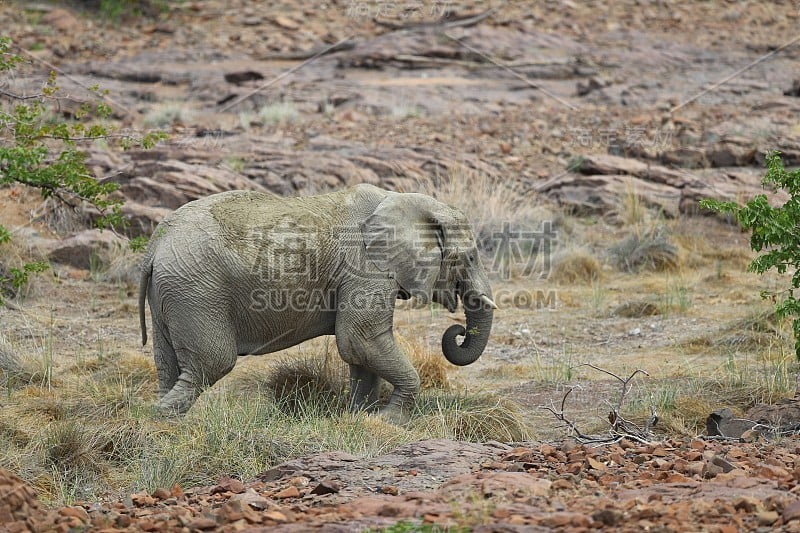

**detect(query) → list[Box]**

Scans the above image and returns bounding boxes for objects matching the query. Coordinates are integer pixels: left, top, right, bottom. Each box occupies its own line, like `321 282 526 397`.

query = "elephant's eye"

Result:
467 254 475 263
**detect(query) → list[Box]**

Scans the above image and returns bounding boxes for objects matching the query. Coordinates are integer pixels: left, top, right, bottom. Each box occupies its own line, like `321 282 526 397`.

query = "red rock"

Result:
264 510 290 523
380 485 399 496
586 457 606 471
311 479 342 495
58 507 89 521
137 519 158 531
783 500 800 522
274 486 301 499
759 465 791 480
211 477 246 494
151 488 171 500
540 444 557 457
551 479 573 490
188 516 218 530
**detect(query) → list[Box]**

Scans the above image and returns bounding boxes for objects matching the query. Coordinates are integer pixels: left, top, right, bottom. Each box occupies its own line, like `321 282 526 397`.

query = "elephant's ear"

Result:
361 193 452 301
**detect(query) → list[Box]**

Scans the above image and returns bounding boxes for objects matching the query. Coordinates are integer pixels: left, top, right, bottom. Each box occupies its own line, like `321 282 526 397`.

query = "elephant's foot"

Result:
377 404 411 425
154 376 199 416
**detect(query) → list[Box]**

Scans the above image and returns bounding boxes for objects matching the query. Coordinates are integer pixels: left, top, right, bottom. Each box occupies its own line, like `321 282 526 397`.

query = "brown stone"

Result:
151 488 171 500
231 489 271 511
264 510 290 523
47 229 127 270
188 516 218 530
58 506 89 521
756 510 780 526
380 485 399 496
783 500 800 523
274 486 301 499
211 477 246 495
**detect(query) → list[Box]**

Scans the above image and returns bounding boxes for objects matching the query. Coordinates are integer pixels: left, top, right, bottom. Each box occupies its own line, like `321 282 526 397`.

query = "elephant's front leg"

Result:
337 321 420 424
365 331 420 424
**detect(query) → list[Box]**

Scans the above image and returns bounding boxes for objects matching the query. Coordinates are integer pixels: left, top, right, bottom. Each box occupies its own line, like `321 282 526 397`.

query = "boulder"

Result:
536 173 681 217
705 408 757 438
47 229 127 270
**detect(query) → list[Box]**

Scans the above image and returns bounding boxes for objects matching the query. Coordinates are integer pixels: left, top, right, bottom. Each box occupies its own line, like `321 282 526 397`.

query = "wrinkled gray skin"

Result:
138 184 495 423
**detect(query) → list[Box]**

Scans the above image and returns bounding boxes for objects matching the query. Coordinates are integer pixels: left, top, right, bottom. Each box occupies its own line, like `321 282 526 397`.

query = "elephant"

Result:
138 183 496 422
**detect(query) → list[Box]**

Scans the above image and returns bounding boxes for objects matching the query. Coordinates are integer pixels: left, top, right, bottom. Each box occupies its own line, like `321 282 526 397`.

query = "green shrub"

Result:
701 152 800 358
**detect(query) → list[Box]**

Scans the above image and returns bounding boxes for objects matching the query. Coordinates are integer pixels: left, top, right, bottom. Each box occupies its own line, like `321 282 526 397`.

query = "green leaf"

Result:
129 236 150 252
0 225 10 245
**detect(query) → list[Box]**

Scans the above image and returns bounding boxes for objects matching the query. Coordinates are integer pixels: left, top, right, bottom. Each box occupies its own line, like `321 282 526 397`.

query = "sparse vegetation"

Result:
0 337 531 505
143 102 193 128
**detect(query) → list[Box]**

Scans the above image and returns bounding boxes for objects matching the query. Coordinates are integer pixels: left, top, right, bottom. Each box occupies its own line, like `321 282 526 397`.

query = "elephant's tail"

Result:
139 259 152 346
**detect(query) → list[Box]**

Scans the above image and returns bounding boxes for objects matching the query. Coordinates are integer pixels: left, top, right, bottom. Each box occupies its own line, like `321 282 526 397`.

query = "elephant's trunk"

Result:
441 289 494 367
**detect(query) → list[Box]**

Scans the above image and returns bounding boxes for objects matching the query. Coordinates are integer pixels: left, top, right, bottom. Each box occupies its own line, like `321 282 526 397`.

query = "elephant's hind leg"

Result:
348 364 381 412
155 327 237 416
152 323 179 399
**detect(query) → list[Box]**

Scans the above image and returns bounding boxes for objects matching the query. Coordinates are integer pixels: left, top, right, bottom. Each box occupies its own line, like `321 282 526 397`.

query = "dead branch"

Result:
372 4 501 31
540 364 658 445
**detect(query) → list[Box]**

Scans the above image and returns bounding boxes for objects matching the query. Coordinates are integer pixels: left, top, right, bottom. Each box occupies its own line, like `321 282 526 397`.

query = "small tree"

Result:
0 37 164 300
700 152 800 366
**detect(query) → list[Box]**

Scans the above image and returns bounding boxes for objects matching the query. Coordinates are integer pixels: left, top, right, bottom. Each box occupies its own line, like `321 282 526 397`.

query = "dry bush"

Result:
549 248 602 284
96 244 143 289
412 391 530 442
411 168 557 256
608 226 679 272
397 335 450 390
715 308 788 350
669 215 752 270
37 421 105 472
612 300 660 318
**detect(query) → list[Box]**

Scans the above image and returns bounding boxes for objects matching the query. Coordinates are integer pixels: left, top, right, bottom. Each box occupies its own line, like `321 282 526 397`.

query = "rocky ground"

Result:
6 436 800 531
3 0 800 530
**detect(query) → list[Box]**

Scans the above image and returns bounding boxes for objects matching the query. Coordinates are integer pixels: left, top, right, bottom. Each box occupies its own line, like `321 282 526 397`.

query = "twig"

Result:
0 89 43 100
12 45 131 117
373 4 502 31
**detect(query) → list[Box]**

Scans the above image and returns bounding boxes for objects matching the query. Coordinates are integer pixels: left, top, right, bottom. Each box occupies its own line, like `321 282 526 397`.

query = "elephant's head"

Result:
362 192 496 367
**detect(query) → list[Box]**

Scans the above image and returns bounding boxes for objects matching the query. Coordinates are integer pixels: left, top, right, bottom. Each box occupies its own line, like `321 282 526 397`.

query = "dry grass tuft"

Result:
549 248 602 284
412 391 530 442
38 421 104 472
609 227 679 272
253 355 349 417
0 335 44 387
